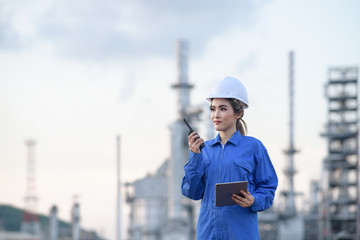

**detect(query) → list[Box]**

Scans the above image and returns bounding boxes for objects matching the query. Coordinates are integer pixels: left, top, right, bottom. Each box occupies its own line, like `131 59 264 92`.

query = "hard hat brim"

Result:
206 95 249 109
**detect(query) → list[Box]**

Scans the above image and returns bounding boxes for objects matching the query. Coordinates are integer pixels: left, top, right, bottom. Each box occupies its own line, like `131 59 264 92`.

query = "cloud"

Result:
0 0 269 60
0 21 20 50
0 0 53 50
0 2 21 50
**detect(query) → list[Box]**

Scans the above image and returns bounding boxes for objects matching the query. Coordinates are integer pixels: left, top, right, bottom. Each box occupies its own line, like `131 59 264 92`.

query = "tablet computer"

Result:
215 181 248 207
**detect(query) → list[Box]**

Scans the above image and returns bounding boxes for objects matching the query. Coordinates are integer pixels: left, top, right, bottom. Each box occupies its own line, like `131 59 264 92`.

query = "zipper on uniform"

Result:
218 143 225 183
218 142 225 239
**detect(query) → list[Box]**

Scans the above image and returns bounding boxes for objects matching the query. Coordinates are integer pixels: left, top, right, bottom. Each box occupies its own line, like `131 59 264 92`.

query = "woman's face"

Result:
210 98 241 133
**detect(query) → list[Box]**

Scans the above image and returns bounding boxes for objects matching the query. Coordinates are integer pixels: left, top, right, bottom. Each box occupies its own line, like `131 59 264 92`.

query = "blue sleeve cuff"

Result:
185 151 203 171
250 195 261 212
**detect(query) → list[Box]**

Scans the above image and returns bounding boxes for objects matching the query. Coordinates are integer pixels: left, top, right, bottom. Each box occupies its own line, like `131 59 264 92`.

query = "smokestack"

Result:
116 135 122 240
172 40 193 119
169 39 193 221
283 51 298 216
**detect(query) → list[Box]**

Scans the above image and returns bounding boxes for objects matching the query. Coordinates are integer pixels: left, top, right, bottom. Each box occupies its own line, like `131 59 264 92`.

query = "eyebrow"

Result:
210 104 229 108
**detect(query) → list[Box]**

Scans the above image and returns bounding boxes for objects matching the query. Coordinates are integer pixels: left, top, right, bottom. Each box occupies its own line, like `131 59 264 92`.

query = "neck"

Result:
220 128 237 145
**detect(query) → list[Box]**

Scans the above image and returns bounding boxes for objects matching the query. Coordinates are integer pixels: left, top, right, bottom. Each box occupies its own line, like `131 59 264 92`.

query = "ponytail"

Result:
236 118 248 136
228 98 248 135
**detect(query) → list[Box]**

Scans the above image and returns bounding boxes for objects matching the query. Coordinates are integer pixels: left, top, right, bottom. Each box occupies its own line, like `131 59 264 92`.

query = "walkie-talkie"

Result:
183 118 205 150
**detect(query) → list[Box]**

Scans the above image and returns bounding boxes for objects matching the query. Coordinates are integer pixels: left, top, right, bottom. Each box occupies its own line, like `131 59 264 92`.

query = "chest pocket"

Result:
233 158 254 181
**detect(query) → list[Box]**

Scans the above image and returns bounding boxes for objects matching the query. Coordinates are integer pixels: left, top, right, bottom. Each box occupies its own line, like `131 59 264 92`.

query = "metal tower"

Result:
282 51 299 217
274 51 304 240
116 135 122 240
322 67 359 240
281 51 298 219
21 139 41 238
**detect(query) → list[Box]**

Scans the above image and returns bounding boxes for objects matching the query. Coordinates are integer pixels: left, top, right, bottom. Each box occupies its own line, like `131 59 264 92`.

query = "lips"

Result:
214 121 222 125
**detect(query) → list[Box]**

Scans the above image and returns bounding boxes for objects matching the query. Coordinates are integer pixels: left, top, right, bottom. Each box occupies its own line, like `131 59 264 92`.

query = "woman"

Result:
181 76 278 240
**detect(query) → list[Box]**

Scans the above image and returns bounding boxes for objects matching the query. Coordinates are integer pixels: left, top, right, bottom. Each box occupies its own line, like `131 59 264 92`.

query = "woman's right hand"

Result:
188 132 205 154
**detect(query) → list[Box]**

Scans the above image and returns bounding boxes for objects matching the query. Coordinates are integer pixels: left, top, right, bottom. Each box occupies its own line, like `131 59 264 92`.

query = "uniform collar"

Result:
209 130 242 146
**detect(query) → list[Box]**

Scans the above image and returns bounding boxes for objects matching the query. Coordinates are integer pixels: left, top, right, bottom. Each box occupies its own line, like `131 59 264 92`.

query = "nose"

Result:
213 109 220 118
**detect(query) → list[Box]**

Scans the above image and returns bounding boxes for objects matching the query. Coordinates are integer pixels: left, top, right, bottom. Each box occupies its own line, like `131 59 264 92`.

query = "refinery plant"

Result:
0 202 105 240
0 40 358 240
122 40 359 240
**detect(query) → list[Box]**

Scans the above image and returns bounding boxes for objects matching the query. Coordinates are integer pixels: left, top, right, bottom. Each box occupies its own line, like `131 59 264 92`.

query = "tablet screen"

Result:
215 181 248 207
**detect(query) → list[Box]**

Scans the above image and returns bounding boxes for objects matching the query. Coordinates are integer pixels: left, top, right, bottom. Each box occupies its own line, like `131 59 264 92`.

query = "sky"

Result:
0 0 359 239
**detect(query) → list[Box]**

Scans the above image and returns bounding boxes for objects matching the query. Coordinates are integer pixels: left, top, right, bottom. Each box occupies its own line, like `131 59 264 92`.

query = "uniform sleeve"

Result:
250 146 278 212
181 151 206 200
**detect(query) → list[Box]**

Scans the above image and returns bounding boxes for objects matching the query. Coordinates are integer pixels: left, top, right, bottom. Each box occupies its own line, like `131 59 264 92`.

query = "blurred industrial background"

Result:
1 40 358 239
0 0 359 240
121 41 359 240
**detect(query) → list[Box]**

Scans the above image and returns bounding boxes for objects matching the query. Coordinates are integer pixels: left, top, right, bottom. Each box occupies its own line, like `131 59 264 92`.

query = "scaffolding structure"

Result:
322 67 359 240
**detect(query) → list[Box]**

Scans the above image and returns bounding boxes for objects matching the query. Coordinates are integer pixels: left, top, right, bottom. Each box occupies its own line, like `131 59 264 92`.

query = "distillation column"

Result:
169 40 193 220
167 40 195 240
49 206 58 240
322 67 359 240
72 200 81 240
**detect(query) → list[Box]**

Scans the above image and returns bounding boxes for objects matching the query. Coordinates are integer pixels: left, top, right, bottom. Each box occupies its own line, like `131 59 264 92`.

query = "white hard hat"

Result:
207 76 249 108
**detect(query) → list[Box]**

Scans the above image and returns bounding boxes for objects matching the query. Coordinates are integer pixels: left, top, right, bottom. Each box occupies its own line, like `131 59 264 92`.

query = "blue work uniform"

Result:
181 130 278 240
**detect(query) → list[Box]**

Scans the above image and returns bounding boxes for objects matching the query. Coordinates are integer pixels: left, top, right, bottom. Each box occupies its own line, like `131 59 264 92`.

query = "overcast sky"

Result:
1 0 359 239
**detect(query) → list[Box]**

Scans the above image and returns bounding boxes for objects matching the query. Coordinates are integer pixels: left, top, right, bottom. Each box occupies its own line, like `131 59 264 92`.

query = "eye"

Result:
221 107 227 111
210 106 215 111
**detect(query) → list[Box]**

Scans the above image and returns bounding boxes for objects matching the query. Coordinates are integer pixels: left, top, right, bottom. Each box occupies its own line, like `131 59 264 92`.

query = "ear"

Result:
235 111 243 120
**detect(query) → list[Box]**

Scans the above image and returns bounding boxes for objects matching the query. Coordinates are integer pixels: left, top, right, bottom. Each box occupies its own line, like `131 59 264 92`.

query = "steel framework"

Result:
322 67 359 240
21 139 41 238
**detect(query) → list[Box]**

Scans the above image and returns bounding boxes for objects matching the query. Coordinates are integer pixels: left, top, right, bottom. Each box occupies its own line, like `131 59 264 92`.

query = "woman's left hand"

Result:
232 189 254 208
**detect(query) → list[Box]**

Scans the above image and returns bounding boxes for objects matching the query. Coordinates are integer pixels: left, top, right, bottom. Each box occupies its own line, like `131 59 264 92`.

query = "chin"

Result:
214 126 223 131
